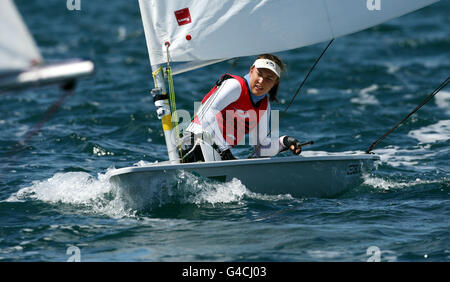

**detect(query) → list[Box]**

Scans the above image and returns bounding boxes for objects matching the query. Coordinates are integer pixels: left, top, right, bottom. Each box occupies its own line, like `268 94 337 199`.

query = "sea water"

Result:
0 0 449 262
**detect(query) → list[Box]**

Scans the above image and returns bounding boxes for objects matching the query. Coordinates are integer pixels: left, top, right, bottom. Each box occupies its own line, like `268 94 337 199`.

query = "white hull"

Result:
0 59 94 92
108 153 380 205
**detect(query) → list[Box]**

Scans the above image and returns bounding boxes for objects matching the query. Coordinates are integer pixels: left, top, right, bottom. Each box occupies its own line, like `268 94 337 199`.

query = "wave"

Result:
372 144 443 170
6 166 288 218
362 174 441 191
6 170 133 219
408 120 450 144
434 91 450 114
350 84 380 106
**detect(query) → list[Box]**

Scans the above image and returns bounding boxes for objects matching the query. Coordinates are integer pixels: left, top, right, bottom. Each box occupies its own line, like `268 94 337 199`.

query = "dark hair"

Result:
256 54 284 102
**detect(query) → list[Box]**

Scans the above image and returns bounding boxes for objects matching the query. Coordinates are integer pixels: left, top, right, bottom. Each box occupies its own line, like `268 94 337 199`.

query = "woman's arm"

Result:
251 103 285 157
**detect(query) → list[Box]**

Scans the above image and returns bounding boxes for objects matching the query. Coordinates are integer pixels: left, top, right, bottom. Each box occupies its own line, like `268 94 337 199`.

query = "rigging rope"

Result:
280 39 334 120
365 76 449 154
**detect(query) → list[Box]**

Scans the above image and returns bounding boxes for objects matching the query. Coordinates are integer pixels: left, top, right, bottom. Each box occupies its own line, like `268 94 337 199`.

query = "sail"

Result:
0 0 43 73
171 59 229 75
138 0 439 67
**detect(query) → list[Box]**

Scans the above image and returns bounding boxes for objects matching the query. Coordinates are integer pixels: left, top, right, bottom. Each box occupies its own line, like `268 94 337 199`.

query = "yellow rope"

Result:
166 66 182 155
151 67 163 87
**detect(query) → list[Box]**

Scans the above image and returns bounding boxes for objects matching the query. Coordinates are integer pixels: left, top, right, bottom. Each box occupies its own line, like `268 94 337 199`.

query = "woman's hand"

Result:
282 136 302 155
220 149 237 160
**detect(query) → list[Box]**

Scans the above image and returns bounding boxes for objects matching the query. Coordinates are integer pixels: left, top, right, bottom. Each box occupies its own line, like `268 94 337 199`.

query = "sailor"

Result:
181 54 303 163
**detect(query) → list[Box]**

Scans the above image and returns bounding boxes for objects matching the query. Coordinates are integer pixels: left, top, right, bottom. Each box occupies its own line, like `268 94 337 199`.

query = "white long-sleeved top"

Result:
186 75 286 157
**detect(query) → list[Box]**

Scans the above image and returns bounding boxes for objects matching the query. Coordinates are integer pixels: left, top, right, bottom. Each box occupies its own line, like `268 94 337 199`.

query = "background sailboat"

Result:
0 0 94 92
108 0 443 202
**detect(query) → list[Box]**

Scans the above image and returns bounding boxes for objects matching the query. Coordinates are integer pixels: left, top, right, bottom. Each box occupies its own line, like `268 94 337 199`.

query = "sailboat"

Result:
108 0 439 200
0 0 94 92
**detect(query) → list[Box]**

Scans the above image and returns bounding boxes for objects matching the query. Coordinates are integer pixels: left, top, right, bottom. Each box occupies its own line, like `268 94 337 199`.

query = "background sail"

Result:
138 0 439 66
0 0 43 73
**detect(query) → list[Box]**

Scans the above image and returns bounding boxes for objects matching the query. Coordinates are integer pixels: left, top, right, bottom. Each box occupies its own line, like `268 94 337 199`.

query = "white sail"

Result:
171 59 229 75
138 0 439 66
0 0 43 73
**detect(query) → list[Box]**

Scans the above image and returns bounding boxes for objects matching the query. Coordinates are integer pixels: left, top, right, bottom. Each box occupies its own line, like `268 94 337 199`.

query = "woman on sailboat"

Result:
181 54 303 163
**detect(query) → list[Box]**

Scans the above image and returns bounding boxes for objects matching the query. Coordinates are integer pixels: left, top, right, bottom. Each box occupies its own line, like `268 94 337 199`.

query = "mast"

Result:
150 63 180 163
138 0 181 163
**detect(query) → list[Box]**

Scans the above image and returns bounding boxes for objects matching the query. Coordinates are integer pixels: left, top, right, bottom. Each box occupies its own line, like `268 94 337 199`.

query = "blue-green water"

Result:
0 1 449 262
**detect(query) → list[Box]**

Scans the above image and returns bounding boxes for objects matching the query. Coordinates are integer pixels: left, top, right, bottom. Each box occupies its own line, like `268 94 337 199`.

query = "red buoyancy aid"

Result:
193 74 269 147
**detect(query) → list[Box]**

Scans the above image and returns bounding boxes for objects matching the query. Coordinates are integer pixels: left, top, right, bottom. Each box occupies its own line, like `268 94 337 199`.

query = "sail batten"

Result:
138 0 439 67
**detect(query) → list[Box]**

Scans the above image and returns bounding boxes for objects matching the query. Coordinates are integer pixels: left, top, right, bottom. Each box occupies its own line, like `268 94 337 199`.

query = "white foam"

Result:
117 26 127 42
7 170 134 218
245 192 295 202
306 88 319 95
307 250 342 260
173 171 248 205
408 120 450 144
435 91 450 114
386 63 400 74
373 145 437 169
362 174 439 191
351 84 380 105
93 146 114 156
